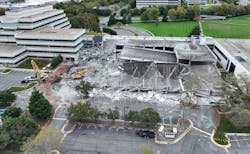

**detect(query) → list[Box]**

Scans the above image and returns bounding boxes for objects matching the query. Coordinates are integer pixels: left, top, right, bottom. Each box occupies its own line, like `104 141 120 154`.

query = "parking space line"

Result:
224 148 229 153
234 135 240 148
78 125 82 131
246 139 250 149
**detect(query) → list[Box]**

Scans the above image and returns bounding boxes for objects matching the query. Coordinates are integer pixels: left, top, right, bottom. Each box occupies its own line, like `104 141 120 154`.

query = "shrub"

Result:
103 27 117 35
189 25 200 36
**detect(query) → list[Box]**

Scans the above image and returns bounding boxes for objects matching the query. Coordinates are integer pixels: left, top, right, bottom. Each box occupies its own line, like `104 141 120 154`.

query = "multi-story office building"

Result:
0 5 87 66
136 0 180 8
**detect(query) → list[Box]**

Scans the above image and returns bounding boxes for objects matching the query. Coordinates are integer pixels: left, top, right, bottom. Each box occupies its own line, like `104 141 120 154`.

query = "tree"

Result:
168 9 176 20
188 25 201 36
82 13 100 32
0 8 5 16
0 116 39 150
0 130 10 150
125 110 140 122
2 107 22 118
139 108 160 127
221 74 250 128
51 54 63 68
67 102 100 122
108 14 117 26
140 11 149 21
221 0 239 5
22 126 63 154
125 108 160 127
176 6 187 19
0 90 16 108
107 109 120 120
69 16 83 28
227 109 250 127
140 7 160 21
28 89 52 120
75 80 93 98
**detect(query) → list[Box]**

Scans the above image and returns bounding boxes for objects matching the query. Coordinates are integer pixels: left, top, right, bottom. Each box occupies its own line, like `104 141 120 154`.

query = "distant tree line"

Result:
8 0 25 3
119 3 250 22
201 4 250 17
54 1 106 31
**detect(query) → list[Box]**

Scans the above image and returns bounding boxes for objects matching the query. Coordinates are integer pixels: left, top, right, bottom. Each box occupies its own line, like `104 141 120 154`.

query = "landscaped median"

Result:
213 114 250 146
1 69 12 74
8 82 37 93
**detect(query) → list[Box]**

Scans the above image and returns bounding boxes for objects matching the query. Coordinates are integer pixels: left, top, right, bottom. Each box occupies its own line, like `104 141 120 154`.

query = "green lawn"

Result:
16 59 50 69
214 115 250 145
202 15 250 38
131 22 198 37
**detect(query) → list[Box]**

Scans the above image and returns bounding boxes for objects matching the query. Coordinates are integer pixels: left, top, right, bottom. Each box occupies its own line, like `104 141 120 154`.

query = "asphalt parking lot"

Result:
227 135 250 154
0 70 34 91
61 125 228 154
61 124 163 154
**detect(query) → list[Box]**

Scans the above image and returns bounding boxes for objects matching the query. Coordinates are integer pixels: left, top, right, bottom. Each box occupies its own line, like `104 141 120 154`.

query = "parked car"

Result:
136 130 155 138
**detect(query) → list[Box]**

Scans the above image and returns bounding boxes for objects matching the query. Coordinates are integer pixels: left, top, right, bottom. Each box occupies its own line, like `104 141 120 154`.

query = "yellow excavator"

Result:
31 59 48 81
71 69 92 80
21 60 48 83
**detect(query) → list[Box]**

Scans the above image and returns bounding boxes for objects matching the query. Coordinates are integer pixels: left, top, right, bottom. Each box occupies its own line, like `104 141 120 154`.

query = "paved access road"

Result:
111 26 152 36
0 70 35 91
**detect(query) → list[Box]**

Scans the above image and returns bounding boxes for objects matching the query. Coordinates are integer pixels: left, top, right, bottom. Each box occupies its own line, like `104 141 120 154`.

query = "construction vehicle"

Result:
21 60 48 83
71 69 92 80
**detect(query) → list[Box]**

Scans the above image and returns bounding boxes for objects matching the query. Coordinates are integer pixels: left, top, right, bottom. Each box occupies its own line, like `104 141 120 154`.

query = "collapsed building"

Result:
108 36 222 96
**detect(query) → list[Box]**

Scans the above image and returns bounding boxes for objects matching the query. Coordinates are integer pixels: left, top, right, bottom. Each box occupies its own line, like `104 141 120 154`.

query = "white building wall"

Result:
136 0 180 8
213 40 250 77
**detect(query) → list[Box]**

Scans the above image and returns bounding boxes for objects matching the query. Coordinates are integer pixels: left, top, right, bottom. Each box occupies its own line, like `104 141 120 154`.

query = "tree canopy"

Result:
125 108 160 127
67 102 100 122
222 74 250 128
0 90 16 108
140 7 160 21
28 89 52 120
0 116 39 151
75 80 93 97
2 107 22 118
51 54 63 69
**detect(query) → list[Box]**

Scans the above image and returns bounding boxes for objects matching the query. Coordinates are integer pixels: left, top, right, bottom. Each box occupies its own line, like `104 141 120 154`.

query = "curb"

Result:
210 129 231 148
11 82 38 94
61 120 76 135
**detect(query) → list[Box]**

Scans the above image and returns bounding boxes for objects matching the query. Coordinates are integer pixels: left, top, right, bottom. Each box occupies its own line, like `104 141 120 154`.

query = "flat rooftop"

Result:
0 44 25 57
117 37 191 47
216 39 250 71
119 46 177 63
15 27 86 40
175 43 216 62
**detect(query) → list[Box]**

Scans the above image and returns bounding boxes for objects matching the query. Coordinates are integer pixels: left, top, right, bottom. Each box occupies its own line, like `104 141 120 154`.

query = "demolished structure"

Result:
115 36 221 96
